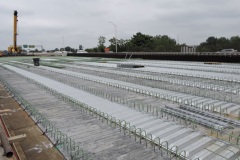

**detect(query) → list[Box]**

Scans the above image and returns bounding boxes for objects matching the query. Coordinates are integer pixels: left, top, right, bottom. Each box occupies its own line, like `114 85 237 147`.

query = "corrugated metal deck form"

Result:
0 67 162 160
19 63 240 116
2 63 240 160
63 64 238 94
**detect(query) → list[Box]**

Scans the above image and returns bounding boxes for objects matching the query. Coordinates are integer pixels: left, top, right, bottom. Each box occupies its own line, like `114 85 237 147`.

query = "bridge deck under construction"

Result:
0 56 240 160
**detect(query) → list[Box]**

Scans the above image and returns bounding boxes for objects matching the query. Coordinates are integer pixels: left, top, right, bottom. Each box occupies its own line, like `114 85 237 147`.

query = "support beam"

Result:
8 134 26 143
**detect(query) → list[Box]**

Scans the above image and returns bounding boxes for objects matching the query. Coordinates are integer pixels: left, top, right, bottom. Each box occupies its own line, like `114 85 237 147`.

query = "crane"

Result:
8 10 22 54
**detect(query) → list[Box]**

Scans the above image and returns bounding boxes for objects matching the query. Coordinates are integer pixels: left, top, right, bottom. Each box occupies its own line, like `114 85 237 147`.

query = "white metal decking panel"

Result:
3 64 240 160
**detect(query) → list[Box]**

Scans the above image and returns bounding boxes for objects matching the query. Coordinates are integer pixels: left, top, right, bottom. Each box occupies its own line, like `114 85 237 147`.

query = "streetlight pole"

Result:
109 21 117 53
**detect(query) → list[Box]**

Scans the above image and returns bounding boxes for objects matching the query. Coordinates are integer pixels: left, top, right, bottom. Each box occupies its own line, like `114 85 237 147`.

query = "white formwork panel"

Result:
190 97 208 102
211 102 230 112
192 141 226 160
37 65 194 101
160 128 191 143
109 109 140 118
66 62 240 94
211 155 230 160
168 93 189 99
169 132 202 149
137 66 240 81
227 105 240 114
122 60 240 73
211 146 240 160
131 117 158 126
25 64 240 116
136 119 164 130
98 107 129 115
213 101 229 107
121 114 149 123
2 65 146 121
195 98 211 104
204 100 220 105
220 103 237 111
145 122 172 133
127 116 156 125
151 125 181 138
3 63 240 159
192 97 209 102
180 137 213 158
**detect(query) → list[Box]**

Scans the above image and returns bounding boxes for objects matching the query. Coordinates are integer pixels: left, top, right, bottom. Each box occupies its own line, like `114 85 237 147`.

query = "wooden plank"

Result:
8 134 26 143
0 109 11 113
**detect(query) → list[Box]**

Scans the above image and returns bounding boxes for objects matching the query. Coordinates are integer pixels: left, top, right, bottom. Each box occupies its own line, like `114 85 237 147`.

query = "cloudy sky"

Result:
1 0 240 50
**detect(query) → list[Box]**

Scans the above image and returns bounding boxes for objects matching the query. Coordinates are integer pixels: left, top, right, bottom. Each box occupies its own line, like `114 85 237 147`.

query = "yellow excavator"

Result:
8 10 22 54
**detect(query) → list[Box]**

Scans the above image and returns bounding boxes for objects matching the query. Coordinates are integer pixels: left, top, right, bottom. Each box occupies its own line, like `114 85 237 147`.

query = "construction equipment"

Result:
8 10 22 54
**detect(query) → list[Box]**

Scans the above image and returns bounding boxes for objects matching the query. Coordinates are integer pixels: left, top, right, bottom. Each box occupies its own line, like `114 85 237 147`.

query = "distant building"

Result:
21 45 43 52
181 45 197 53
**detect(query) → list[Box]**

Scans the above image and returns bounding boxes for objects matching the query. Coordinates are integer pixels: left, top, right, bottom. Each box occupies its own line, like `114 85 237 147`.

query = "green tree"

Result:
109 38 128 52
131 32 152 46
128 32 153 51
197 36 218 52
151 35 178 52
65 46 71 52
206 36 217 51
85 47 98 52
230 36 240 51
197 36 240 52
216 37 230 51
98 36 106 52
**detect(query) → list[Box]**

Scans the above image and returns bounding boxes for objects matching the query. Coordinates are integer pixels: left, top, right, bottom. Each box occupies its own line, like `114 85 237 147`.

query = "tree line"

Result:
85 32 240 52
197 36 240 52
85 32 181 52
52 33 240 53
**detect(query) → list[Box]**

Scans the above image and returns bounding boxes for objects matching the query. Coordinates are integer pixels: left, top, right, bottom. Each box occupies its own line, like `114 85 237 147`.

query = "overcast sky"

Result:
1 0 240 50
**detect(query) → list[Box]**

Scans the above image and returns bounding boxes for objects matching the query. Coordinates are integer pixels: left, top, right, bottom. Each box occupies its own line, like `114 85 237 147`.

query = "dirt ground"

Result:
0 84 65 160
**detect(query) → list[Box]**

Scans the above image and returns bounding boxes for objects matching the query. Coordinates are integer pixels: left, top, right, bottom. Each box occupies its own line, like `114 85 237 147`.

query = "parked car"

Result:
220 49 237 53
